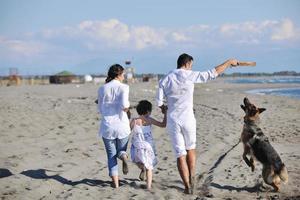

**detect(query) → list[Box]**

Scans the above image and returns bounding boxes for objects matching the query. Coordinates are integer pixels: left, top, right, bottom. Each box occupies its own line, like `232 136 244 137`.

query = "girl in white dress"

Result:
130 100 166 190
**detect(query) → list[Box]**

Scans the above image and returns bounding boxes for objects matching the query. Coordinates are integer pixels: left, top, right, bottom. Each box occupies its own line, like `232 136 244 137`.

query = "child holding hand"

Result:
130 100 166 190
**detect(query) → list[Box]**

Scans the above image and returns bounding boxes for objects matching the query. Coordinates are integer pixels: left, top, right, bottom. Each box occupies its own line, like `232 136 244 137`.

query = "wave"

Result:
246 87 300 99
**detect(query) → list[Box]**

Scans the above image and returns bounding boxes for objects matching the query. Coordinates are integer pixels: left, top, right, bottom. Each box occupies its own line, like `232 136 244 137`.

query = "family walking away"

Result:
97 53 239 193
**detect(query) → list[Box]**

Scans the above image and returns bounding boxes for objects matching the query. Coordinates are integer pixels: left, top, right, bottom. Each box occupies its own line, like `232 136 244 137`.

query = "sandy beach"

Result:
0 78 299 200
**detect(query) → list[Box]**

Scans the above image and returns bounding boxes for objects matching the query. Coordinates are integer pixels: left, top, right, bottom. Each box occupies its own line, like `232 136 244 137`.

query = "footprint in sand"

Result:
64 147 79 153
82 152 91 157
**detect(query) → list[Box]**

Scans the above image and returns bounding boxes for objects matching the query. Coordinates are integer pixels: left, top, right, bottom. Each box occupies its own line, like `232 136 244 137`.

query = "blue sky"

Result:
0 0 300 75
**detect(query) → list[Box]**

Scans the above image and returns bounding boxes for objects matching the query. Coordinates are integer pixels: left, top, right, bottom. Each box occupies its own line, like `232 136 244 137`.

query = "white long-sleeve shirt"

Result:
156 68 218 123
98 80 131 139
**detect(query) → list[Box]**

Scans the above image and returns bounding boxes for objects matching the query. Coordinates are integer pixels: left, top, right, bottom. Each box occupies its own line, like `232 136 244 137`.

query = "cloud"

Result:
2 18 300 60
78 19 130 45
38 19 167 50
0 36 45 56
171 32 189 42
271 19 298 41
131 26 167 49
35 18 300 51
219 19 300 43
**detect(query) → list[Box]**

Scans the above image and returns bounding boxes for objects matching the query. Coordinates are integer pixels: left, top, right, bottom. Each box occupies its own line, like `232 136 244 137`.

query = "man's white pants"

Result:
167 117 196 158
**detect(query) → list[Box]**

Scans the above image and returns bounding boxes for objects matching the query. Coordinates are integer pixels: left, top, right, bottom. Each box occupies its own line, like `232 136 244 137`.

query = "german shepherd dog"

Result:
240 97 288 191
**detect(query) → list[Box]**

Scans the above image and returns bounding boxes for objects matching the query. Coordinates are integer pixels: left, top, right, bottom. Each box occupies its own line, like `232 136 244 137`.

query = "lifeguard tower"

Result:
125 60 135 83
8 68 21 86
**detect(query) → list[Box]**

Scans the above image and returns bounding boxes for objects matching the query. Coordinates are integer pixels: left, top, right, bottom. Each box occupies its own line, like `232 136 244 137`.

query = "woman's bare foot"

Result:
111 176 119 188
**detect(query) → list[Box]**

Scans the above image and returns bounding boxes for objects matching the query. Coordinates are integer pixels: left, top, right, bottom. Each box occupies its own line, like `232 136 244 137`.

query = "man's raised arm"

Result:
215 59 238 75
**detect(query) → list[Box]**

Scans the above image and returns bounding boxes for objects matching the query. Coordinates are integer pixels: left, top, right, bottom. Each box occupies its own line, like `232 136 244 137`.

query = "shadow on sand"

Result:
20 168 127 187
211 182 262 193
0 168 13 178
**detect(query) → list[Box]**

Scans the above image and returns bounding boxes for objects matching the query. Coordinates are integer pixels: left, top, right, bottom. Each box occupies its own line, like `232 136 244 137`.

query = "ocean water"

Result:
227 77 300 99
228 77 300 84
246 88 300 99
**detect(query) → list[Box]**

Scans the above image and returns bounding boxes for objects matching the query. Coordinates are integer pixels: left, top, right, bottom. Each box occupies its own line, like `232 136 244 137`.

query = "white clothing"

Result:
167 117 196 157
156 68 218 157
98 80 130 139
130 121 157 170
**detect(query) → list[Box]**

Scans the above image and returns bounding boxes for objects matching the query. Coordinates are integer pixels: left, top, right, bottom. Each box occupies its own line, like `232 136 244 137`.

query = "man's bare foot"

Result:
190 175 195 194
184 187 192 194
121 155 129 175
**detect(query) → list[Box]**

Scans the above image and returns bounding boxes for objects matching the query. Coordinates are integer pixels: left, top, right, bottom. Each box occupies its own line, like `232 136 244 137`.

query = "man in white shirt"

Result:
156 53 238 194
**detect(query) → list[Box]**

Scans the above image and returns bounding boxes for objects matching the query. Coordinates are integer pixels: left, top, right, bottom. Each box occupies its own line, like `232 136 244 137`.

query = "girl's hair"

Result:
136 100 152 115
105 64 124 83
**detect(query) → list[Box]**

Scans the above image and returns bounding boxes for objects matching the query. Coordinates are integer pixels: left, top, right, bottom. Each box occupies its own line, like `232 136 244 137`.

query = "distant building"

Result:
142 74 158 82
49 71 76 84
93 75 106 85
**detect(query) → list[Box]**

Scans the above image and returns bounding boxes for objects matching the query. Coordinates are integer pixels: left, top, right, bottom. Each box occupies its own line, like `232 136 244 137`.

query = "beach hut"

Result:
49 71 76 84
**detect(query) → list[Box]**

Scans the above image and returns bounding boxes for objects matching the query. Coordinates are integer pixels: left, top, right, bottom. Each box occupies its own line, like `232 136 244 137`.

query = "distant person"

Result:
130 100 166 190
156 53 238 194
97 64 131 188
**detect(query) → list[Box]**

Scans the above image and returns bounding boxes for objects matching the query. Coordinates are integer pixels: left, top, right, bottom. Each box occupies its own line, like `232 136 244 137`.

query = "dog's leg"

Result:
271 182 279 192
262 165 280 192
250 157 255 172
243 146 252 168
272 173 281 192
279 165 288 184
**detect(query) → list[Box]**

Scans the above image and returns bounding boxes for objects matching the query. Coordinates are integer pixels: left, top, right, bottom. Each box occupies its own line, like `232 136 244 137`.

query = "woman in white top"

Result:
98 64 131 188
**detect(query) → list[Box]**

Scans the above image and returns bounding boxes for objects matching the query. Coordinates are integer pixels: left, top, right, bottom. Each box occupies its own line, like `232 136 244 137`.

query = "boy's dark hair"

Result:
136 100 152 115
177 53 193 69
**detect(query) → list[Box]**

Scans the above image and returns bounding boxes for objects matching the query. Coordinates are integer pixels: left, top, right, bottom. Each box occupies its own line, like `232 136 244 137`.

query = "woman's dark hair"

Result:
105 64 124 83
177 53 193 69
136 100 152 115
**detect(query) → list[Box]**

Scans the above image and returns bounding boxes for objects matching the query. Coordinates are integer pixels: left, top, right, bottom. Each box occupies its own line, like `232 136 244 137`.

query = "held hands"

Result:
160 105 168 114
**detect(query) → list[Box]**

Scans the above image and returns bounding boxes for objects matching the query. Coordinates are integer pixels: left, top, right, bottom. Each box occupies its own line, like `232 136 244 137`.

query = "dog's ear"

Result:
258 108 266 113
244 97 250 106
240 105 246 111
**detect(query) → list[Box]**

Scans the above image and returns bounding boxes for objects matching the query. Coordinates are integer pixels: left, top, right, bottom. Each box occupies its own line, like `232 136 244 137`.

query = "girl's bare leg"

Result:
137 163 146 181
146 169 153 190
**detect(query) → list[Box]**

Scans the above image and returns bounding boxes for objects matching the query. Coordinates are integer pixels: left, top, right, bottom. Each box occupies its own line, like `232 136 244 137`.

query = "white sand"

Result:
0 78 299 199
